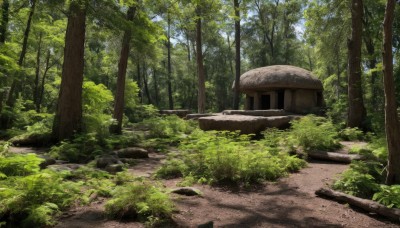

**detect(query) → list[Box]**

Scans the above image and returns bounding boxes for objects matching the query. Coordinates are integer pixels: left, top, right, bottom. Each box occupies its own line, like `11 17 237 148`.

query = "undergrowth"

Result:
156 130 306 185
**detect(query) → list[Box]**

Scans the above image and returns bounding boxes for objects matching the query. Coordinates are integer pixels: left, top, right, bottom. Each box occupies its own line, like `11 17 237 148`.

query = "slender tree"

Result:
232 0 241 110
0 0 9 116
111 6 135 134
347 0 366 129
166 11 174 109
382 0 400 185
52 1 87 141
196 3 206 113
6 0 37 107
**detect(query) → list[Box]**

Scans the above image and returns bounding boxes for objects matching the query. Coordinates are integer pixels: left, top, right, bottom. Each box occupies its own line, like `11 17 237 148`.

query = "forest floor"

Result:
10 142 400 228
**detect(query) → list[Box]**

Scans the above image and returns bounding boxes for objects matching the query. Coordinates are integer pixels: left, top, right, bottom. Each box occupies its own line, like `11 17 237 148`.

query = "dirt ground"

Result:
53 143 400 228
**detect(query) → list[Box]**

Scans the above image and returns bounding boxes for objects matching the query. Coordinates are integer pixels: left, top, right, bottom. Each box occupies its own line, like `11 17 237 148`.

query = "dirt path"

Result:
53 142 399 227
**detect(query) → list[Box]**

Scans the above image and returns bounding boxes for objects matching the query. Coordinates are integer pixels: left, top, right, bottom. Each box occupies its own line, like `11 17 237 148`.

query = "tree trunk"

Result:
153 68 159 106
33 32 42 111
142 62 152 104
37 50 50 112
136 61 143 103
347 0 366 129
52 2 86 141
6 0 36 107
382 0 400 185
0 0 9 43
111 6 135 134
233 0 241 110
316 188 400 221
0 0 9 116
196 5 206 114
167 13 174 110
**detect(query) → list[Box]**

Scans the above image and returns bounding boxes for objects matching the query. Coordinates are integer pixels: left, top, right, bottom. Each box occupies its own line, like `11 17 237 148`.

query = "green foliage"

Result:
82 81 114 135
339 127 364 141
0 154 43 177
156 130 306 185
333 161 383 198
368 136 388 161
105 181 173 222
289 115 341 152
373 185 400 208
0 168 80 227
9 114 54 146
142 115 195 139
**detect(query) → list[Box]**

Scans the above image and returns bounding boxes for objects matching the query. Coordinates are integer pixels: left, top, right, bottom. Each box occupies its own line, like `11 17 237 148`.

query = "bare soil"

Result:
52 142 399 227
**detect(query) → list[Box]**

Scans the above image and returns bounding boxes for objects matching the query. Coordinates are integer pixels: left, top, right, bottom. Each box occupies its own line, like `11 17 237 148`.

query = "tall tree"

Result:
232 0 241 110
195 3 206 113
382 0 400 185
6 0 37 107
111 6 135 134
166 11 174 109
347 0 366 129
0 0 9 116
52 1 87 141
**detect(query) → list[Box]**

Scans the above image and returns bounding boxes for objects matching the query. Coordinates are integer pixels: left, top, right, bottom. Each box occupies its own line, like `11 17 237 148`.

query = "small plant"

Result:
289 115 341 152
0 153 43 176
105 181 173 222
373 185 400 208
339 127 364 141
333 161 383 198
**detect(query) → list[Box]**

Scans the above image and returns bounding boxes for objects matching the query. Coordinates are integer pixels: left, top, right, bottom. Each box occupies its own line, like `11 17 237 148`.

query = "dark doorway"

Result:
249 96 254 110
261 95 270 110
277 90 285 109
317 92 323 107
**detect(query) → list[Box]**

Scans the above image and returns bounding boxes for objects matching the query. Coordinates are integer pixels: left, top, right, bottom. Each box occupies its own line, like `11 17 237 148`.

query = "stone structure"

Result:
236 65 323 114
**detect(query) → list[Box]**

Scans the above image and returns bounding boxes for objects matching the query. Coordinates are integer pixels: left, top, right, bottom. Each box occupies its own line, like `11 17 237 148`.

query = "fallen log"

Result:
316 187 400 222
307 151 365 163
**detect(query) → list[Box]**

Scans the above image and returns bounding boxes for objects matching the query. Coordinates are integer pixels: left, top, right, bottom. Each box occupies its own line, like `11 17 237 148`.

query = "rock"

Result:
185 113 218 120
105 164 123 173
115 147 149 159
170 187 202 196
222 109 290 117
197 221 214 228
96 155 120 169
39 155 56 169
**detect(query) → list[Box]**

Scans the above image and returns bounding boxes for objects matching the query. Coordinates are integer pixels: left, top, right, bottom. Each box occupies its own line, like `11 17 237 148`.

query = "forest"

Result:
1 0 400 227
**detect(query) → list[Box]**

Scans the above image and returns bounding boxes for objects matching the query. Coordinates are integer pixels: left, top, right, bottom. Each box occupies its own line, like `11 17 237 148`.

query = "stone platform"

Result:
198 114 301 134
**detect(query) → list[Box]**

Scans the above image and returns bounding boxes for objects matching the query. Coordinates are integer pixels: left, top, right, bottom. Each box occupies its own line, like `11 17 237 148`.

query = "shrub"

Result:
0 153 43 177
339 127 364 141
333 161 383 198
105 181 173 222
289 115 341 152
156 130 306 185
373 185 400 208
141 115 195 139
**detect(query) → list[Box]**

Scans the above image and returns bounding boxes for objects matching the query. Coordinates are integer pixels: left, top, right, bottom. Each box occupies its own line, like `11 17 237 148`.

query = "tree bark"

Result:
33 32 42 111
167 12 174 110
306 151 366 164
52 2 86 141
315 188 400 221
347 0 366 129
37 50 51 112
233 0 241 110
6 0 36 107
0 0 9 43
153 68 159 106
111 6 135 134
196 5 206 114
142 62 152 104
382 0 400 185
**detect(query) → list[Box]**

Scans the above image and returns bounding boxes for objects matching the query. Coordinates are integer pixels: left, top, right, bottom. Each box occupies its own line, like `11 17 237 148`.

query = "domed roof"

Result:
237 65 323 92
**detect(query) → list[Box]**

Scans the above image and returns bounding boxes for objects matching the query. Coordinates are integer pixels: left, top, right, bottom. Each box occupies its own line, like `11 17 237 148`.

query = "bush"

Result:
141 115 195 139
339 127 364 141
0 153 43 177
373 185 400 208
289 115 341 152
156 130 306 185
333 161 383 198
105 181 173 222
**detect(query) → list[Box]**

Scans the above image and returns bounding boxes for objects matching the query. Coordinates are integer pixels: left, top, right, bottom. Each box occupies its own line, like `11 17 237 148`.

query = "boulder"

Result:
115 147 149 159
199 115 301 134
222 109 290 117
96 155 120 169
105 164 123 173
38 155 56 169
171 187 202 196
186 113 218 120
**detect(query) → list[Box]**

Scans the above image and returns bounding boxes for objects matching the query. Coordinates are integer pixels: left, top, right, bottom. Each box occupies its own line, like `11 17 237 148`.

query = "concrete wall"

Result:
292 89 318 114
